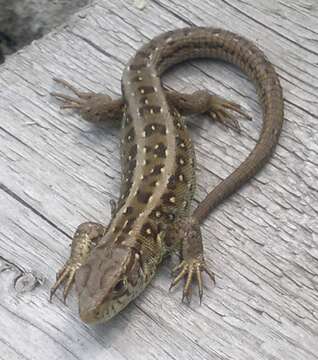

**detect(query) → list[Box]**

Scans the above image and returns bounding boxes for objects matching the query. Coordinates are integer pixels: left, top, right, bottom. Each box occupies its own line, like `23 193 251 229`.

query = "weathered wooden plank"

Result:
0 0 317 359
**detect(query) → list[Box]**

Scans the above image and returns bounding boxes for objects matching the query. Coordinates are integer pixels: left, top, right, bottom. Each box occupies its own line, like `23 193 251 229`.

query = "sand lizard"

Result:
50 27 284 323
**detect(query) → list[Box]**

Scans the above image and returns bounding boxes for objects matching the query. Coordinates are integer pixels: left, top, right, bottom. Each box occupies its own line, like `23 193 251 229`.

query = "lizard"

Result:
49 27 284 324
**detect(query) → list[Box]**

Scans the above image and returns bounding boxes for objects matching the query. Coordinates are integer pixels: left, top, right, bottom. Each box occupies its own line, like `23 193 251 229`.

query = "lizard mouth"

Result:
78 288 109 324
78 288 124 324
79 301 125 324
79 300 114 324
79 308 100 324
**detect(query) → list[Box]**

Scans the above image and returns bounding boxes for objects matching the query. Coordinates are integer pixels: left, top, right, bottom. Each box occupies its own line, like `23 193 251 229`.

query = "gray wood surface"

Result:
1 0 317 359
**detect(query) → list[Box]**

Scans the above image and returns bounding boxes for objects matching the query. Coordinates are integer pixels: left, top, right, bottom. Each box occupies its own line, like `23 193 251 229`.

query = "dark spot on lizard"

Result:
123 218 135 233
128 159 137 171
138 86 156 95
129 144 138 159
177 155 186 166
139 105 162 117
144 123 166 136
137 190 152 204
123 206 134 215
151 207 163 219
153 143 167 158
150 164 164 176
126 127 135 142
161 192 177 206
167 175 177 189
140 223 155 237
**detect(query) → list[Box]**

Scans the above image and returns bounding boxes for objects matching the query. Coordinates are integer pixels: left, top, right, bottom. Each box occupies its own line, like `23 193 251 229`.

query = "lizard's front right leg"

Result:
51 78 124 123
50 222 106 303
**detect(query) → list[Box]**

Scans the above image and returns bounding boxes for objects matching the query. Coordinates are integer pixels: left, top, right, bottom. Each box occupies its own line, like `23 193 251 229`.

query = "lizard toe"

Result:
170 256 215 304
50 261 81 303
208 95 252 133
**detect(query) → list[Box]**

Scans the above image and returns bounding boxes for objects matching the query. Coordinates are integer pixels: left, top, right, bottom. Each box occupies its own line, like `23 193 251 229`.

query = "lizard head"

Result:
74 242 146 324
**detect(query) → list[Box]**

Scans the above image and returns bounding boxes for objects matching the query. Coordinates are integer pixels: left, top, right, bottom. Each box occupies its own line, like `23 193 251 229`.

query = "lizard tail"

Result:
148 27 284 224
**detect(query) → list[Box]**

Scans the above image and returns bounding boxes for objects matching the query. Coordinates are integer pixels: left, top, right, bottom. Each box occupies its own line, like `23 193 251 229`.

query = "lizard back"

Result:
101 26 283 289
107 46 197 280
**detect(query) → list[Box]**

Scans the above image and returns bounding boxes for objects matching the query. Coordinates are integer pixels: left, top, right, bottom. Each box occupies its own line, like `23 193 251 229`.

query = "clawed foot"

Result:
51 78 106 109
51 78 121 122
209 95 252 133
169 256 215 304
49 222 106 304
50 260 81 303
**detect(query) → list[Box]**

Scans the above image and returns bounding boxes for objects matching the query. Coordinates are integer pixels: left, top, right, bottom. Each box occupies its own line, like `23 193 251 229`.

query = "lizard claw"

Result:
170 256 215 304
51 77 113 122
51 78 95 108
50 261 81 303
52 78 95 99
209 95 252 133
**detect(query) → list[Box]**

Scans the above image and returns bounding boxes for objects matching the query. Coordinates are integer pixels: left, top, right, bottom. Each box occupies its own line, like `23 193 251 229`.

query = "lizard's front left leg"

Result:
166 90 252 133
50 222 106 302
167 217 215 303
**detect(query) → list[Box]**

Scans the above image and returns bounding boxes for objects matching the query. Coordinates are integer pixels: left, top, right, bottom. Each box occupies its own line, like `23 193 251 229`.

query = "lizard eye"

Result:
113 279 126 293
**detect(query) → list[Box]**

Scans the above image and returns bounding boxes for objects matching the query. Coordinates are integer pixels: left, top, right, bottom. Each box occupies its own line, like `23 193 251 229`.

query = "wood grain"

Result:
0 0 317 359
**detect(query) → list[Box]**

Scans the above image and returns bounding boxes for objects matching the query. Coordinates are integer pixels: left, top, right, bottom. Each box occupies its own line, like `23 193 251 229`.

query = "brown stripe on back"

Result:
139 105 163 116
149 164 164 176
138 86 156 95
144 123 166 136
